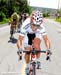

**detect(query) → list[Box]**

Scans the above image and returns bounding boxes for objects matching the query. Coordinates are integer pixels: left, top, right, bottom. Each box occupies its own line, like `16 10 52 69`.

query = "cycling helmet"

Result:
31 10 43 26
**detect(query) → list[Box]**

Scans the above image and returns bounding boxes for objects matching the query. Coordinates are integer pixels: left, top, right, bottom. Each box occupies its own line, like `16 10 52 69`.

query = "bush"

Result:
43 12 49 17
0 12 6 22
0 18 9 24
56 17 61 23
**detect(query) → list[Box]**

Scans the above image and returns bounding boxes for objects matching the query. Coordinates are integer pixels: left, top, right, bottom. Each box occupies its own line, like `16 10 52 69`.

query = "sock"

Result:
26 63 30 67
36 57 41 69
36 57 40 62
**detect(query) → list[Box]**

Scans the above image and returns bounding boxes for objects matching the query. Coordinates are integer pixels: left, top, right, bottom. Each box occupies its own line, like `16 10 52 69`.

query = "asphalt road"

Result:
0 19 61 75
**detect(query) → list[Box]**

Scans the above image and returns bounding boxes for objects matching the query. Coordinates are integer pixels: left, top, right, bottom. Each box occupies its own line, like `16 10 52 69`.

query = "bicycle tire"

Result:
32 62 36 75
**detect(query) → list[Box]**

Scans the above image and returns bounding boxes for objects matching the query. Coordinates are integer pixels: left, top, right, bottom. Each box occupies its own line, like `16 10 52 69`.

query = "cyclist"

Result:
9 12 19 39
17 10 51 69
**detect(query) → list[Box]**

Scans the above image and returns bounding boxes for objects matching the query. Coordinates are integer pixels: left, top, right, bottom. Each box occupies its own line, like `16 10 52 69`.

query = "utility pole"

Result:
58 0 60 9
28 0 30 5
56 0 60 19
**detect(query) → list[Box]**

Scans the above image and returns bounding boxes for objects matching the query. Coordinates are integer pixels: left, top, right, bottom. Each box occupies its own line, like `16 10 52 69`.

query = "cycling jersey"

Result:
20 18 47 47
11 12 19 22
20 18 47 37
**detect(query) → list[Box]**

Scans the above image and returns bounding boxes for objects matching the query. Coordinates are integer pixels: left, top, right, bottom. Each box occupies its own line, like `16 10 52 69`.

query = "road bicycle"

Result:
22 48 52 75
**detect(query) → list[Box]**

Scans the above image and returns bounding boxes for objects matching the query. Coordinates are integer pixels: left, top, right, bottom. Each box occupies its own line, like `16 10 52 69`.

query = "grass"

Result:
0 18 9 25
55 17 61 23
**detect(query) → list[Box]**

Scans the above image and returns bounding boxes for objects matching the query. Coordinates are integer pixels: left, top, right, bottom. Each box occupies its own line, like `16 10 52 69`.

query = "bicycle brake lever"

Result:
46 51 52 61
46 56 50 60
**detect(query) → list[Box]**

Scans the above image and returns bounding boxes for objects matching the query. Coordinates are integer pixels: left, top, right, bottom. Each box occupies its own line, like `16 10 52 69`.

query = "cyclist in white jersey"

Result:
17 10 51 67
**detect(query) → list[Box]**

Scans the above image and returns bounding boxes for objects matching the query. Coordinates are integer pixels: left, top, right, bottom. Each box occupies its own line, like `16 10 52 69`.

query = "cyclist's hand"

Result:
17 48 22 60
46 49 52 61
46 49 50 55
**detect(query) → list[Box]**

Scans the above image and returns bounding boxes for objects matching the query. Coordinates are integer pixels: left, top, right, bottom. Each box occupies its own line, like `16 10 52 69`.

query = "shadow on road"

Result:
8 38 17 44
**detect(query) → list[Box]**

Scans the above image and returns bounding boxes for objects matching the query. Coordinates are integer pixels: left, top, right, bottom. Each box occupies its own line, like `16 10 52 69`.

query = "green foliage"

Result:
58 8 61 17
0 12 6 21
56 8 61 20
0 0 32 22
0 18 9 24
43 12 50 17
56 17 61 23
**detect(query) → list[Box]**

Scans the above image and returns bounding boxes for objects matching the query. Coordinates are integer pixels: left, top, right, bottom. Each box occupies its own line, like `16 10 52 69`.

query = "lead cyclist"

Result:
17 10 51 69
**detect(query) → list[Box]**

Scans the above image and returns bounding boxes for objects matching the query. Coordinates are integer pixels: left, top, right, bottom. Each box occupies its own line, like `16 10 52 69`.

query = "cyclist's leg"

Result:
10 28 13 39
24 46 31 63
32 38 41 58
33 33 42 57
10 24 15 38
23 34 33 64
24 46 31 74
32 34 42 69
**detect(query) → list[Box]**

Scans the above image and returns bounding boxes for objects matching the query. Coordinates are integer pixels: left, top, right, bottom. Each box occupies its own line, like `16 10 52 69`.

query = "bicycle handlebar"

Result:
23 50 46 54
18 49 52 61
23 49 52 61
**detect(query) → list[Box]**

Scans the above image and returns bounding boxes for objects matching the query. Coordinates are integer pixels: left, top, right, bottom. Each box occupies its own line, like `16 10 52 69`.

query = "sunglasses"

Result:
32 23 40 26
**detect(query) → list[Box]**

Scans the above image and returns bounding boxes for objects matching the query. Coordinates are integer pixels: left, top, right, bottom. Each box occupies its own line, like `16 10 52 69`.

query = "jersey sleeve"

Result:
20 24 27 36
19 18 30 36
40 25 47 36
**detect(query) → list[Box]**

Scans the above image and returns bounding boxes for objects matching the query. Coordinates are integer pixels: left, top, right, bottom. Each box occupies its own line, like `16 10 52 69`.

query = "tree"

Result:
58 8 61 17
0 0 32 19
15 0 32 14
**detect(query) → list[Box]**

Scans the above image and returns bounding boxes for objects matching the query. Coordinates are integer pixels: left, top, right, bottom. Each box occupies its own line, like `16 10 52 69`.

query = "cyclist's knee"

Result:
24 47 31 51
25 53 30 63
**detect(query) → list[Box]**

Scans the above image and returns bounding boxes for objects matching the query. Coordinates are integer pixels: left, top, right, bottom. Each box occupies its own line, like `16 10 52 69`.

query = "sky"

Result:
27 0 61 9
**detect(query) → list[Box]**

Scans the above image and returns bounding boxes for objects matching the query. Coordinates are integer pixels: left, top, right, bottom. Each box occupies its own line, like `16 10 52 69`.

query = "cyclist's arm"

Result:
17 35 24 49
17 29 25 49
42 35 50 49
40 25 50 49
17 22 27 49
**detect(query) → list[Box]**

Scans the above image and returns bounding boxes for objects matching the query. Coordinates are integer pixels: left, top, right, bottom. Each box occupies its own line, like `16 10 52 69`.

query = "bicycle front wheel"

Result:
32 62 36 75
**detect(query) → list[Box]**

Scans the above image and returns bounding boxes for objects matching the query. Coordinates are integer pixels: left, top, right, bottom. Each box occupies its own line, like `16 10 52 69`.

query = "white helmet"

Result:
31 10 43 26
